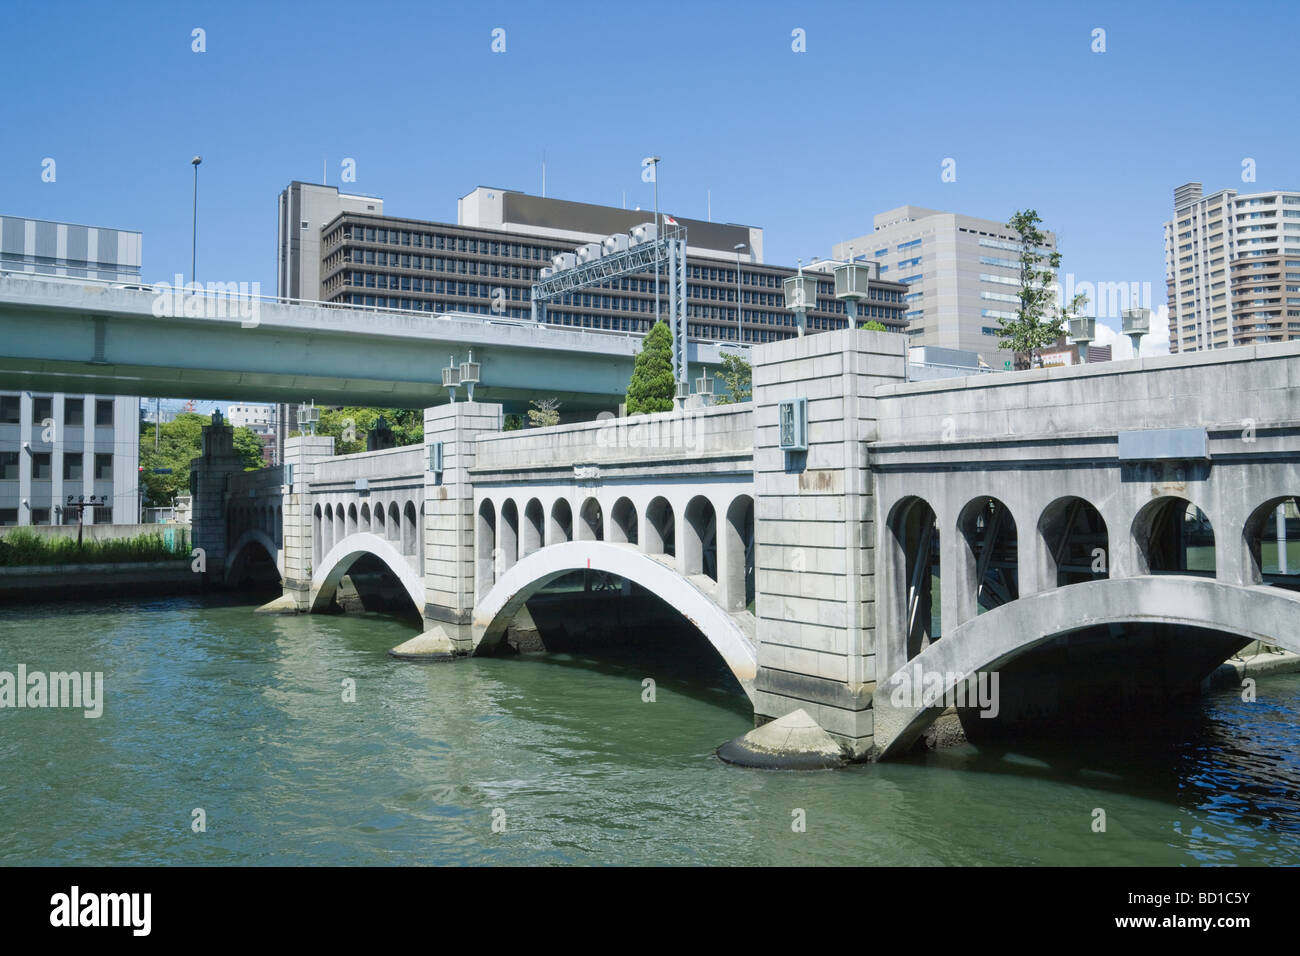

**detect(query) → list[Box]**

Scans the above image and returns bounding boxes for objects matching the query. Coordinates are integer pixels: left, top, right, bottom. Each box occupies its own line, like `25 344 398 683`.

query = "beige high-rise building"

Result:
833 206 1056 362
1164 182 1300 352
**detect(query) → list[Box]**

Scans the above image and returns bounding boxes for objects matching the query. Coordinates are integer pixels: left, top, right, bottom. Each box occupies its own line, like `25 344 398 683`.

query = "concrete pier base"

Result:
254 594 302 615
389 625 459 661
717 709 849 770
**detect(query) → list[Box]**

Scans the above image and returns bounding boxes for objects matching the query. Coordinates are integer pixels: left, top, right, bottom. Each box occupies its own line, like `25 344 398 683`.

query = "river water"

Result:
1 593 1297 866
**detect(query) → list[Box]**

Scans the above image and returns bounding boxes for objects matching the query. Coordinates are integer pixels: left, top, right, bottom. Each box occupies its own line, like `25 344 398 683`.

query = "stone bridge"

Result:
190 330 1300 762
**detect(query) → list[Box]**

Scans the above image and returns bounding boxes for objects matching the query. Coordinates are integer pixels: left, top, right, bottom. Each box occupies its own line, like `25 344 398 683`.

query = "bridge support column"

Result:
745 329 907 760
419 400 503 653
273 434 336 610
190 413 246 587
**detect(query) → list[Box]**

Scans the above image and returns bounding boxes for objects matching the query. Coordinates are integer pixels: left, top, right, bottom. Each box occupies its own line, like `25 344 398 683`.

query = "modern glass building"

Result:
0 216 142 526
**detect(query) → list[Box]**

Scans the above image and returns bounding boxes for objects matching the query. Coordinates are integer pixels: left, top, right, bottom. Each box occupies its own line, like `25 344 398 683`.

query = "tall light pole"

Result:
190 155 202 285
647 156 661 326
733 243 746 343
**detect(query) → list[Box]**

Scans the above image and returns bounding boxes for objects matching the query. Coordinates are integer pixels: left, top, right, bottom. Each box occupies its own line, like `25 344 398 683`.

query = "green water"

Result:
1 593 1298 866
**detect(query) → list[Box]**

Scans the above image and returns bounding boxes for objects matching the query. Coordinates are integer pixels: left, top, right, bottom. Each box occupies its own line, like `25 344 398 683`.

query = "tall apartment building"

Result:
279 181 907 344
1164 182 1300 352
833 206 1057 360
0 216 142 526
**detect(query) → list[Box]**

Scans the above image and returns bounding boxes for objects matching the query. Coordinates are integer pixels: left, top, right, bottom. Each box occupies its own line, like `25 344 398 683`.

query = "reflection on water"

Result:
0 593 1296 866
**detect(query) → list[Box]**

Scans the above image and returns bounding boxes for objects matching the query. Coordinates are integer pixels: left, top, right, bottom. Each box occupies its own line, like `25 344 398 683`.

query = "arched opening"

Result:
499 499 519 570
645 496 675 557
684 495 717 580
723 495 755 611
477 499 497 592
373 500 386 536
578 497 603 541
333 502 345 546
1038 495 1109 587
314 504 324 565
360 502 371 531
386 502 400 544
1243 495 1299 589
610 497 638 545
323 503 334 554
347 503 359 536
1133 496 1215 576
549 498 572 545
523 498 544 555
887 495 941 660
958 496 1018 615
402 500 418 557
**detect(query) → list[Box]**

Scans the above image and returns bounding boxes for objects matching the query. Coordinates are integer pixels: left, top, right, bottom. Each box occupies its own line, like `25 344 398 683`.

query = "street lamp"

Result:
191 155 202 285
1122 307 1151 358
733 243 746 343
441 355 461 403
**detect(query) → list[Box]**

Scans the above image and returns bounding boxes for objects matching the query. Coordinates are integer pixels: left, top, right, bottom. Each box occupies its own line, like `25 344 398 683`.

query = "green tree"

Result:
527 398 561 428
626 321 675 415
503 413 525 431
313 407 423 455
139 412 265 507
996 209 1066 368
860 319 888 332
712 351 752 405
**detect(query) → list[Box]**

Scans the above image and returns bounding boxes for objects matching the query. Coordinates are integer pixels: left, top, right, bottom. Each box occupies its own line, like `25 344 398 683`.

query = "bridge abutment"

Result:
191 415 248 586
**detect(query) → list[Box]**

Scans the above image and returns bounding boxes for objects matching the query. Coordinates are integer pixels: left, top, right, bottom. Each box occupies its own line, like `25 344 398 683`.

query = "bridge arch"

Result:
310 532 425 614
873 575 1300 758
883 494 941 661
477 499 497 592
1132 495 1215 576
549 498 572 545
722 494 754 611
522 498 544 555
578 496 603 540
683 495 717 579
1242 494 1299 585
645 496 675 556
499 499 519 569
473 540 757 697
1037 495 1109 588
956 494 1018 616
610 496 638 544
224 528 283 586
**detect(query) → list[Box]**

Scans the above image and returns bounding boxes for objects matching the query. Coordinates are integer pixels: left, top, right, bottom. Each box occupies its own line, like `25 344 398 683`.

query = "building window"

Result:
64 398 84 426
32 453 51 479
0 509 17 526
32 397 52 425
0 451 18 480
95 399 114 427
64 452 83 481
31 508 50 525
0 396 18 424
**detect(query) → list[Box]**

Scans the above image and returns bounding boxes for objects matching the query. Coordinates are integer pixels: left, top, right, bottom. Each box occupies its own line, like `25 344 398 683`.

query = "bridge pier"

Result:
276 434 335 609
191 414 248 587
746 329 907 760
419 400 504 653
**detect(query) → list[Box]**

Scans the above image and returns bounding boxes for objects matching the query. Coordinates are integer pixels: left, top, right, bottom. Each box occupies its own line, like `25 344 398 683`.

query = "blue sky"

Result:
2 0 1296 348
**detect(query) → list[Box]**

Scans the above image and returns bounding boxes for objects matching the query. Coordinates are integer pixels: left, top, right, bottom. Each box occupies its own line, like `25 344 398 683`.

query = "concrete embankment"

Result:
0 561 201 603
1202 642 1300 690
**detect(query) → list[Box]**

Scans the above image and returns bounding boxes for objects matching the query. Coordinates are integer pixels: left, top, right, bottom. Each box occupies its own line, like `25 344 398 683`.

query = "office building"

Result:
1164 182 1300 352
279 181 907 344
0 216 142 526
833 205 1057 361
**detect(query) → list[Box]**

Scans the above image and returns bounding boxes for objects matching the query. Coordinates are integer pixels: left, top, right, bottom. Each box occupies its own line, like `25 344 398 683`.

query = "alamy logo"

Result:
50 886 150 936
152 274 261 327
888 664 1000 718
0 665 103 718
